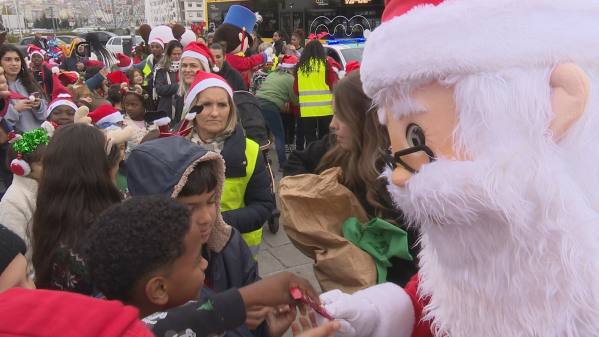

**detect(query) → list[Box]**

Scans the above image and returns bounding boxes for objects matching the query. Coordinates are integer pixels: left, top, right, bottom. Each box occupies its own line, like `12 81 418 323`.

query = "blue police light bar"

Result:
326 38 366 45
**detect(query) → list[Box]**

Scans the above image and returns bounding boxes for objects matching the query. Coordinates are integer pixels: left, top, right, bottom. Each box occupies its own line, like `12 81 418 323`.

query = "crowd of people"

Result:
0 7 409 335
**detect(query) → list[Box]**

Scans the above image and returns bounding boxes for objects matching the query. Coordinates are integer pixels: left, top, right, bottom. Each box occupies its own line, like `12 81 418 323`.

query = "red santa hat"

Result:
88 104 124 125
184 70 232 110
361 0 599 97
278 54 298 68
46 72 78 117
345 61 360 74
181 42 219 72
327 57 343 74
107 71 129 86
27 44 45 59
115 53 133 71
51 66 79 86
149 37 165 49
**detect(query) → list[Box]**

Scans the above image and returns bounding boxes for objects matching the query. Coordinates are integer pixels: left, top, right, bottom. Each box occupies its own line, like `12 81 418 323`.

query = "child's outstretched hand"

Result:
292 312 340 337
239 271 321 309
266 305 297 337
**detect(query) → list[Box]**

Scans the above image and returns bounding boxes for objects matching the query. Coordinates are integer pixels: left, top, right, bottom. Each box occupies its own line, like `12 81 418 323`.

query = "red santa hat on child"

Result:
88 104 125 125
107 71 129 86
360 0 599 97
181 42 219 72
278 54 298 68
46 73 78 117
149 37 165 49
184 70 233 111
27 44 45 59
115 53 133 71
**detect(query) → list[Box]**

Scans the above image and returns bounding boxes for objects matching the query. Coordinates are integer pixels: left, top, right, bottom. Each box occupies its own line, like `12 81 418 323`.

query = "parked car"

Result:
323 41 365 79
14 35 78 56
106 35 143 55
78 31 117 46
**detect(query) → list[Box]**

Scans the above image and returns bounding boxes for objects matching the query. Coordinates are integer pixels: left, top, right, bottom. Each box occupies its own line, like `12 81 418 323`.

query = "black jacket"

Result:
154 69 181 126
220 125 274 234
32 38 48 50
59 53 84 73
127 137 266 336
216 62 247 92
283 136 420 287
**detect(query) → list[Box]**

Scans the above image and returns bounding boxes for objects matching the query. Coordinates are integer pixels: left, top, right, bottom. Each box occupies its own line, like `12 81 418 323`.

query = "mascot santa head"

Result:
213 5 262 54
362 0 599 335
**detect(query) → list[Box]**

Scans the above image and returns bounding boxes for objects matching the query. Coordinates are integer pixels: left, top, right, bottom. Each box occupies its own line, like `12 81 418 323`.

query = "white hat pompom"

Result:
52 66 60 74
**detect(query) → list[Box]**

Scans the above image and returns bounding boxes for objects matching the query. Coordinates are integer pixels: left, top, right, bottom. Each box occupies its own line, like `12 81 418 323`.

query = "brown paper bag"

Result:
279 167 378 294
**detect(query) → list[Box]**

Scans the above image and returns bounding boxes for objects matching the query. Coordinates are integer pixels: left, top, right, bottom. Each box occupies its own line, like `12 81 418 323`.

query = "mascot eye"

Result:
406 124 425 147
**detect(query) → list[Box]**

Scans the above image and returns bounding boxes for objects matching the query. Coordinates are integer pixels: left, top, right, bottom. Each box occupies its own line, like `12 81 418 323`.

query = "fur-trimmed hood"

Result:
127 136 232 253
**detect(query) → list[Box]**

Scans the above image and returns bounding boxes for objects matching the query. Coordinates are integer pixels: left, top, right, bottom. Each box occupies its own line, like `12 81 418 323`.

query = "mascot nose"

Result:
391 166 412 187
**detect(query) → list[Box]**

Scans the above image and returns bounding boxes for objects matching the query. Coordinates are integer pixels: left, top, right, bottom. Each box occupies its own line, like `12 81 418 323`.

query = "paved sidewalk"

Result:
258 149 320 337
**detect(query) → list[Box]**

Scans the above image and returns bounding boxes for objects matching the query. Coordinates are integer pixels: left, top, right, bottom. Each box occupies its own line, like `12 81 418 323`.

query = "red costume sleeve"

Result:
325 63 338 91
227 52 267 73
404 275 433 337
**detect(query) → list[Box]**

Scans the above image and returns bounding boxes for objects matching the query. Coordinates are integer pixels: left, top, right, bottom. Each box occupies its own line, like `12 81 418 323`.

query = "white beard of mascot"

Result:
315 1 599 336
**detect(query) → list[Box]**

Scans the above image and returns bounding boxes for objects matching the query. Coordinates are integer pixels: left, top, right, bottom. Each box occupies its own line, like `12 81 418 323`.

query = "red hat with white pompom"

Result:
88 105 124 125
181 42 219 72
8 122 56 176
115 53 133 71
46 70 78 118
184 70 232 110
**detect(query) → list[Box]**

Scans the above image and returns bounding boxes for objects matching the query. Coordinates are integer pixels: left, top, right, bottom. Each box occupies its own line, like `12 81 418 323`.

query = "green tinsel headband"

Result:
12 128 50 154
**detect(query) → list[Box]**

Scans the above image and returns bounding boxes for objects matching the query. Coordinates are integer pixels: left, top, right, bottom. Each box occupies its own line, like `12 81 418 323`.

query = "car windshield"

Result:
340 47 364 63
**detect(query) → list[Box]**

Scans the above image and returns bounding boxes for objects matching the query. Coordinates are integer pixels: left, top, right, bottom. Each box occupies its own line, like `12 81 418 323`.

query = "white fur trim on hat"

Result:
181 50 209 68
185 78 233 110
153 116 171 127
361 0 599 98
150 38 165 49
46 100 78 118
96 113 124 126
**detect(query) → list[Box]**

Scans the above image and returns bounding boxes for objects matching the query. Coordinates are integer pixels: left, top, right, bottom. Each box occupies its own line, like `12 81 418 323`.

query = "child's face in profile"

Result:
0 253 35 294
177 189 217 245
165 222 208 306
48 105 75 126
124 94 145 121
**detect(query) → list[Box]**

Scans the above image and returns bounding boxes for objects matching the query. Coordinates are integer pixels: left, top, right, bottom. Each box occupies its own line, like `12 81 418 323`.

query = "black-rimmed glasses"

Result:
378 145 436 174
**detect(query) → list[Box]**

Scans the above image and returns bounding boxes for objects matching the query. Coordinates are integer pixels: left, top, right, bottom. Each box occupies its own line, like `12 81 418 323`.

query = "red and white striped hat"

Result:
181 42 219 72
185 70 232 110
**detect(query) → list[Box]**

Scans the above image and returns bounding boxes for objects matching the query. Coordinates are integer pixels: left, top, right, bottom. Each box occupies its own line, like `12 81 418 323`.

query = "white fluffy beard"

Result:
385 153 599 337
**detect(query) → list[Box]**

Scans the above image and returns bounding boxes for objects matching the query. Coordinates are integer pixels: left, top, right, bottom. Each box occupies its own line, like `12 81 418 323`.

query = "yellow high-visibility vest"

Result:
142 61 152 86
220 138 263 259
297 59 333 117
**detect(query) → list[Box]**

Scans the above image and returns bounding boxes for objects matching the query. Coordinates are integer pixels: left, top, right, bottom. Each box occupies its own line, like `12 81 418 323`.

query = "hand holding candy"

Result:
290 287 333 321
313 289 379 337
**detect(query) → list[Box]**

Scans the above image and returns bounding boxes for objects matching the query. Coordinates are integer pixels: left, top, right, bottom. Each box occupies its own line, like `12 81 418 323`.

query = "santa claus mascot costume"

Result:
315 0 599 336
212 5 273 74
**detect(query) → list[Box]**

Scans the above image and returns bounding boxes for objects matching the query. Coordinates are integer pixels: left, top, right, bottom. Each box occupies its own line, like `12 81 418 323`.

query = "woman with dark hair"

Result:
284 69 419 287
31 123 121 295
285 33 304 57
293 40 337 145
272 31 285 56
85 32 117 72
154 40 183 124
0 44 48 133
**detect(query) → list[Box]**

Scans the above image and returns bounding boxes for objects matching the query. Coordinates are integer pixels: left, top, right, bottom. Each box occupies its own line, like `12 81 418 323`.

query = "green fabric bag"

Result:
342 217 413 284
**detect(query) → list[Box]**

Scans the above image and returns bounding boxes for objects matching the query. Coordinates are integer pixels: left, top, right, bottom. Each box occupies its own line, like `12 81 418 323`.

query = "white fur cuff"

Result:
353 283 415 337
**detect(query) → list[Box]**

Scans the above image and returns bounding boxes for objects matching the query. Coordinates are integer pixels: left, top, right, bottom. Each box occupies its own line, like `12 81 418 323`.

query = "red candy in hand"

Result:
290 287 334 321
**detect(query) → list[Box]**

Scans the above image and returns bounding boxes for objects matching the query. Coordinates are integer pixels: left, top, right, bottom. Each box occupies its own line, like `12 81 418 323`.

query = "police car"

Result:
322 38 366 78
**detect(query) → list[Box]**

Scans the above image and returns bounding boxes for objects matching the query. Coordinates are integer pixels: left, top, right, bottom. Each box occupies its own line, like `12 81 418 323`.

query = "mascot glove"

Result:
314 289 379 337
264 47 274 57
267 56 274 63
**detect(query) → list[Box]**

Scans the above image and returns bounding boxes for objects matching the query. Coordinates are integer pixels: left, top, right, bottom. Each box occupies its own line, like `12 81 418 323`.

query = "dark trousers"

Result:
281 113 296 145
302 115 333 145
